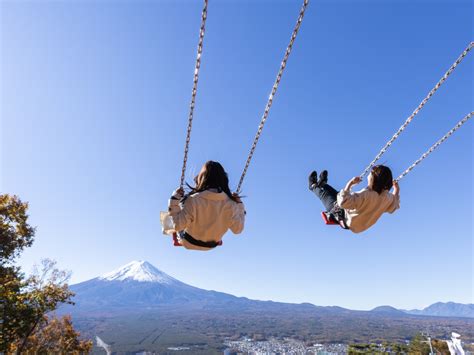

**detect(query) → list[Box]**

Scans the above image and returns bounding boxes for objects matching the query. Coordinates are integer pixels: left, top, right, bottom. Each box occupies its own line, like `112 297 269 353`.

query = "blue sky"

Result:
1 0 472 311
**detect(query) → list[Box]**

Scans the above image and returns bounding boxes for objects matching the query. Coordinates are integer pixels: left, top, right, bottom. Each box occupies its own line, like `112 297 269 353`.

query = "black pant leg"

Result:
310 183 339 211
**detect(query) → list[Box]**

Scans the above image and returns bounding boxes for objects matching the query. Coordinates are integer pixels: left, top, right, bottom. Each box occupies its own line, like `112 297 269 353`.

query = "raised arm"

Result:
337 176 364 210
229 193 246 234
387 180 401 213
168 188 194 232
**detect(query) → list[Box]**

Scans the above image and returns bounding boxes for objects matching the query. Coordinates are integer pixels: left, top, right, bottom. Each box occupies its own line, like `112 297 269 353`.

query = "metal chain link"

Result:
180 0 208 188
360 41 474 179
236 0 309 194
395 112 473 181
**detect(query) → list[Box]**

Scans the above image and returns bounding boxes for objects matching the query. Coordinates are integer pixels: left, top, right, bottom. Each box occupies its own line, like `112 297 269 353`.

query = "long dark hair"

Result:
185 161 239 202
370 165 393 194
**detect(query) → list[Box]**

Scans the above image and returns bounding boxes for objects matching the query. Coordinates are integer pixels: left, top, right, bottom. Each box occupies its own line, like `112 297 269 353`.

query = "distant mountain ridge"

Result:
405 302 474 318
370 306 406 316
67 261 473 318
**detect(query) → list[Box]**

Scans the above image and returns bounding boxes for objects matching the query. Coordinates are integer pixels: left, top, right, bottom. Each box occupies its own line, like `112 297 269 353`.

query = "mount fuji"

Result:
68 260 259 313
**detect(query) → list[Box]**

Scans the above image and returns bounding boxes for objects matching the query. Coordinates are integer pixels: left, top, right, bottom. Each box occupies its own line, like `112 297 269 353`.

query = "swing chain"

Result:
395 112 473 181
236 0 309 194
180 0 208 189
360 41 474 179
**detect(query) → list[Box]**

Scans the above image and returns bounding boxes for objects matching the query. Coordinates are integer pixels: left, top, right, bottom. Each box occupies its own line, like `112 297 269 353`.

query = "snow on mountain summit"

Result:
99 261 177 283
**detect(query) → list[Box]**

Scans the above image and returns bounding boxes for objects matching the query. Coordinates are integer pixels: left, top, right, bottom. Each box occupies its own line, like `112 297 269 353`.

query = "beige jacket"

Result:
337 188 400 233
168 189 245 250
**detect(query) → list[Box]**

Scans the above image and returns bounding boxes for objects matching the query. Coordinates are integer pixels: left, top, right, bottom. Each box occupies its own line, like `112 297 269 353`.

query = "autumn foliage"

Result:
0 194 92 353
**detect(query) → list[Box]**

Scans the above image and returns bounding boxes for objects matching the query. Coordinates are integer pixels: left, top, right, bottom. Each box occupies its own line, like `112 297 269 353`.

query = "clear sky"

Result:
1 0 472 311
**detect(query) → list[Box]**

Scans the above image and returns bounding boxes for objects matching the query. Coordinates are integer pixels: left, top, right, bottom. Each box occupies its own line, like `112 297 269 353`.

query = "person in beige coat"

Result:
168 161 246 250
309 165 400 233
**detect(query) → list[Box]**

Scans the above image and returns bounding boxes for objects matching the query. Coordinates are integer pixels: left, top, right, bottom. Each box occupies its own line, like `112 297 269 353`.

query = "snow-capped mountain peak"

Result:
99 260 176 283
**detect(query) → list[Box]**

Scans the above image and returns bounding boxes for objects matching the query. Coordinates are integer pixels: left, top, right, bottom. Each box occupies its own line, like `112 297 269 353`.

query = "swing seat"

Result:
172 233 182 247
321 211 338 225
321 211 350 230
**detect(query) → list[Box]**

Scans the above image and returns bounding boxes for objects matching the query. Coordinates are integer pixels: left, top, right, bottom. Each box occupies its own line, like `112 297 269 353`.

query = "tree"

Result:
0 194 91 353
348 343 384 354
1 195 36 351
11 259 77 352
390 342 408 353
432 339 449 354
10 315 92 354
0 194 35 264
408 333 433 354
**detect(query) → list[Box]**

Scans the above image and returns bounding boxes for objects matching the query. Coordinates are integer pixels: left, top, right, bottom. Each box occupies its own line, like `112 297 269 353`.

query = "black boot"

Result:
308 171 318 189
318 170 328 186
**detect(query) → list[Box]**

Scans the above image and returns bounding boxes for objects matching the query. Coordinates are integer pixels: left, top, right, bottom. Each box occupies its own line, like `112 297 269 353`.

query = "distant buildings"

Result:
224 337 347 354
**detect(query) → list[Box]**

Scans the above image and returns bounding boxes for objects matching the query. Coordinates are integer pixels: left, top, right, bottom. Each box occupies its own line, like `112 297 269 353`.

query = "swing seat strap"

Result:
181 232 222 249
